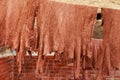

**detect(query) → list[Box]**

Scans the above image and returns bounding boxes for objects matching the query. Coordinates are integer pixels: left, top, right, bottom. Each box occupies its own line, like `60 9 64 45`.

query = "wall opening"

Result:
92 9 103 39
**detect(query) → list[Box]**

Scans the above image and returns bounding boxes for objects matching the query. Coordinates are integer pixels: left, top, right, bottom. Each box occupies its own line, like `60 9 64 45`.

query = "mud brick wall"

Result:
14 56 75 80
5 55 120 80
14 56 39 80
13 56 99 80
40 56 75 80
0 56 14 80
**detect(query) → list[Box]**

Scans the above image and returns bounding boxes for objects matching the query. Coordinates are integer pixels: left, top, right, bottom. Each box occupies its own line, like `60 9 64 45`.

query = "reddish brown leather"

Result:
36 1 97 79
0 0 7 47
102 8 120 73
6 0 37 73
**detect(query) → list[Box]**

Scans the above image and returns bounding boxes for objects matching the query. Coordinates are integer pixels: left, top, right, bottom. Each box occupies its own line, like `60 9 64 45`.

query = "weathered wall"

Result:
0 55 120 80
14 56 120 80
93 20 103 39
0 56 14 80
14 56 38 80
13 56 120 80
14 56 75 80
